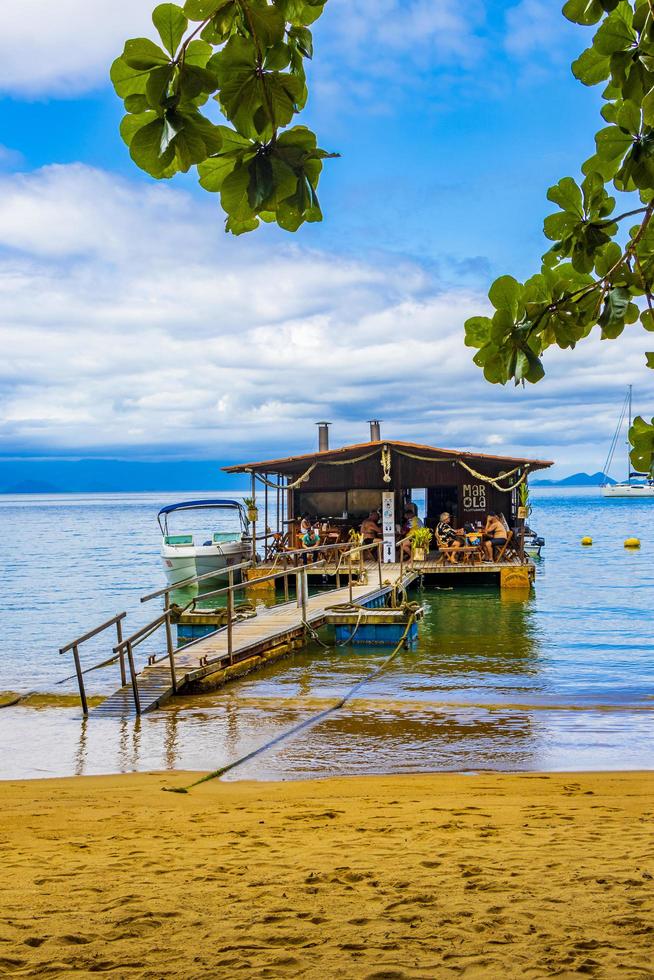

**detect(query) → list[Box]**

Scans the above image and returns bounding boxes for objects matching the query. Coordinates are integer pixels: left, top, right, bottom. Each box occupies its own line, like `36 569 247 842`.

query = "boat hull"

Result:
601 484 654 498
161 540 250 585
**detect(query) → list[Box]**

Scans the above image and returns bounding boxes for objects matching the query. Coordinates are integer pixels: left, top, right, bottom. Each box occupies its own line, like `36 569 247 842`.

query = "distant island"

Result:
532 471 615 487
0 459 247 494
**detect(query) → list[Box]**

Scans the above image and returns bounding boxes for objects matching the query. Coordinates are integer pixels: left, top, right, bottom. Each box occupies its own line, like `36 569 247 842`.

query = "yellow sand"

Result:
1 770 652 978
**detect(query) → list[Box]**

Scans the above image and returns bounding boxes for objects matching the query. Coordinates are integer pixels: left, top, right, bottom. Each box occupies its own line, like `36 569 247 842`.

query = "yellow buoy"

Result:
624 537 641 548
581 536 593 546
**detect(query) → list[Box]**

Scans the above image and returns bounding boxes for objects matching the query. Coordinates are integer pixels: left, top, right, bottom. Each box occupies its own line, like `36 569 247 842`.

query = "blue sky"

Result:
1 0 653 483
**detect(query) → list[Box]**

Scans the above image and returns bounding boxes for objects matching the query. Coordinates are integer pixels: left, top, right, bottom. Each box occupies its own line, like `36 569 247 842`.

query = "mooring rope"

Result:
164 610 417 794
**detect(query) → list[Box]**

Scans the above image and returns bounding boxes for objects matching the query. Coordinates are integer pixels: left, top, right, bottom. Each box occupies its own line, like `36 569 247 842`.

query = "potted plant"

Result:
243 496 258 523
410 526 432 562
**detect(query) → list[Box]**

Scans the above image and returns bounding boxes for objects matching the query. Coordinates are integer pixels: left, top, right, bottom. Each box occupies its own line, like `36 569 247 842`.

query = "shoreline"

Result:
2 769 652 977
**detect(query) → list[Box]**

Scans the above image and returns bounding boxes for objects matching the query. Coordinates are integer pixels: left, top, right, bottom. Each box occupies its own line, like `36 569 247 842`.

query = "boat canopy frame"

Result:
157 499 248 536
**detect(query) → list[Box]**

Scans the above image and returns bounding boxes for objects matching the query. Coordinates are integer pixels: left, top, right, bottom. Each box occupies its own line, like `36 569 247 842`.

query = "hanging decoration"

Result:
381 445 392 483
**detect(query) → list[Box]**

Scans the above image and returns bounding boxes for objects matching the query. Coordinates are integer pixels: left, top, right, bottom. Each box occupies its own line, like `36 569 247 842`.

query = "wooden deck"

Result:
92 564 417 718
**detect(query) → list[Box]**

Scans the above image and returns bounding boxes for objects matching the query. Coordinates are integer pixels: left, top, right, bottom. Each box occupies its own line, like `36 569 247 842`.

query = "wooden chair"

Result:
493 529 513 563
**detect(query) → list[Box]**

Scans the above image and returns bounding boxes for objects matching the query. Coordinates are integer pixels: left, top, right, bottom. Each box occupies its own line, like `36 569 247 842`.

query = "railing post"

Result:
227 569 234 665
348 551 353 603
302 566 308 623
125 639 141 715
164 594 177 694
116 616 126 687
72 643 88 716
296 569 302 611
400 540 404 582
377 540 382 589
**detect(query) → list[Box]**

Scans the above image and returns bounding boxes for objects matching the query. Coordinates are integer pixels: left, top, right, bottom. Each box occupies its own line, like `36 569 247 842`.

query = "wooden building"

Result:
224 423 553 563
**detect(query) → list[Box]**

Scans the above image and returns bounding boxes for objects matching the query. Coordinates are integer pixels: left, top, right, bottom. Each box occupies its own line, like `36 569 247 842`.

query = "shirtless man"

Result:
483 512 507 561
360 510 383 542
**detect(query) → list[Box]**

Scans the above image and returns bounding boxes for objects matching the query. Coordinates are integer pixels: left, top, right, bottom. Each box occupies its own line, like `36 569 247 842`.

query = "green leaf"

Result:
288 26 313 59
152 4 188 57
110 56 150 99
198 154 239 192
598 285 631 336
184 0 231 19
593 7 634 56
572 45 611 86
562 0 603 25
246 1 285 47
464 316 492 348
488 275 522 319
129 118 176 177
547 176 583 216
119 110 157 146
616 100 641 135
122 38 171 70
641 309 654 331
595 124 633 160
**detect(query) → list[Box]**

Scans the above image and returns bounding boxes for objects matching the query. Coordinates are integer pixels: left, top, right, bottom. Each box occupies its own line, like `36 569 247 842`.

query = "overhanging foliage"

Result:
465 0 654 474
111 0 337 235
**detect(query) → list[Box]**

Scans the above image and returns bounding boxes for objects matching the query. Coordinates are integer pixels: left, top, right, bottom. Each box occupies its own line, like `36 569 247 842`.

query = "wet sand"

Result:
1 770 652 978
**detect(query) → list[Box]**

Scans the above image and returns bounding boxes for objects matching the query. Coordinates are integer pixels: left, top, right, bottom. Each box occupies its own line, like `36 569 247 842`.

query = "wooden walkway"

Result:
93 564 417 718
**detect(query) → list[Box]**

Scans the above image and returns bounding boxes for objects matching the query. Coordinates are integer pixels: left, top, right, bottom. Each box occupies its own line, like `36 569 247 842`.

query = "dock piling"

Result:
125 640 141 715
227 569 234 664
71 643 88 716
164 594 177 694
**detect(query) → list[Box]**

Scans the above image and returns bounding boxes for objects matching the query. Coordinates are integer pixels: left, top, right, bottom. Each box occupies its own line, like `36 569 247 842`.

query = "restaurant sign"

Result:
462 482 486 511
381 491 395 563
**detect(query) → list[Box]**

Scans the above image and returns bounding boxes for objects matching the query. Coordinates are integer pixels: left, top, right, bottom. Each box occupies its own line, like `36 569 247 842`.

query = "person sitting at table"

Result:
483 512 507 561
360 510 383 544
399 504 424 560
436 512 464 562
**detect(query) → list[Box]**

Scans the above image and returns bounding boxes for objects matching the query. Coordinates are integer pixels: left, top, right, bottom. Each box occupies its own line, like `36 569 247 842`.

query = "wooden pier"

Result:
91 561 417 718
60 535 535 720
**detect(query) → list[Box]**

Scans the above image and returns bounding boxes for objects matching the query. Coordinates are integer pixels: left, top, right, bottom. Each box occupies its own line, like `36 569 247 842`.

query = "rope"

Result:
250 449 381 492
252 462 318 491
164 610 417 794
458 461 529 492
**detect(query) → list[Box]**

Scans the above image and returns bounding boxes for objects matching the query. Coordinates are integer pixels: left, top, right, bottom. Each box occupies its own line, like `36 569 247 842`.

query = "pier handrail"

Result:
59 612 127 653
59 612 128 717
195 560 327 602
140 560 254 603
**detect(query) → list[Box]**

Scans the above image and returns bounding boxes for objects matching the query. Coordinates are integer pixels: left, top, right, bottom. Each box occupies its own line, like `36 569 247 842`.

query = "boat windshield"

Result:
157 499 248 535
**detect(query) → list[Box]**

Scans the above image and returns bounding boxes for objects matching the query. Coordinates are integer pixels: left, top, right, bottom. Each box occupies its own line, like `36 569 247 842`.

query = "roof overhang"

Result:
223 440 554 476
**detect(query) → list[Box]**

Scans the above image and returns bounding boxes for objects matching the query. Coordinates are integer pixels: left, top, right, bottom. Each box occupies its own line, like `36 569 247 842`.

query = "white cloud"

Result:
1 163 653 473
0 1 158 96
0 0 483 98
504 0 580 62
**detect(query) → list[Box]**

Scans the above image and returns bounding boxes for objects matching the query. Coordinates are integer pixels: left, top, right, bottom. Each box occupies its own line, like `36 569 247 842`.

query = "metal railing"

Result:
59 612 127 716
59 539 391 716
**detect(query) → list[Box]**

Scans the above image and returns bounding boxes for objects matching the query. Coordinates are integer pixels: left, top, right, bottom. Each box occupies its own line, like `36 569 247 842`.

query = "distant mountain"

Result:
4 479 63 494
0 459 248 494
533 471 616 487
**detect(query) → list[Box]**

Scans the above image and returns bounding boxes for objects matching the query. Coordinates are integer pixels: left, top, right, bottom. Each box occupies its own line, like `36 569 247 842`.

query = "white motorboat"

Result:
600 386 654 498
158 499 251 586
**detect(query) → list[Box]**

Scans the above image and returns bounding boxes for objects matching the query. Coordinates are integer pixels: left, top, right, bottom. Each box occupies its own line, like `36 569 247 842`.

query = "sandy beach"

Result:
1 770 652 978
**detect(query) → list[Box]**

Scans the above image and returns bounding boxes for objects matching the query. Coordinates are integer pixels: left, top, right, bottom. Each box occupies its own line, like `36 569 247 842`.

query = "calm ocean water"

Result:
1 488 652 779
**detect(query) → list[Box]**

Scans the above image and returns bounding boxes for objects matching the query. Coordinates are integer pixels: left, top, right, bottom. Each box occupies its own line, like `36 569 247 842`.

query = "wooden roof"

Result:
223 439 554 475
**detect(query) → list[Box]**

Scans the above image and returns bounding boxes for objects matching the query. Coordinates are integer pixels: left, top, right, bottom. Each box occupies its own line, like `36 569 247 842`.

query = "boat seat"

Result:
164 534 193 546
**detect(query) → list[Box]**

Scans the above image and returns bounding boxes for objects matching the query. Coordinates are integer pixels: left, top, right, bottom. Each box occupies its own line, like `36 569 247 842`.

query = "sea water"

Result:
1 489 652 779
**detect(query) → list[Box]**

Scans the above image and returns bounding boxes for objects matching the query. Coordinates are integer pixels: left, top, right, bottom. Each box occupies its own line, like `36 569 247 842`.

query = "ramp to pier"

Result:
93 564 416 718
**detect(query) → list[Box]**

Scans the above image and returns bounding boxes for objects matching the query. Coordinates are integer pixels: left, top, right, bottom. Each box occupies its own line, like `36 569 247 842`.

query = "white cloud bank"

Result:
1 164 653 473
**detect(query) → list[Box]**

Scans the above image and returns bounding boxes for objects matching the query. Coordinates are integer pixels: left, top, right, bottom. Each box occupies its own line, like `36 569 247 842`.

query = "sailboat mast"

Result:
627 384 632 482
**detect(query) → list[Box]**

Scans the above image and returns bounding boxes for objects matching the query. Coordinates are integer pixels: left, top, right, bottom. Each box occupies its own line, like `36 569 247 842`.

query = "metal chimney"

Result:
316 421 331 452
368 419 382 442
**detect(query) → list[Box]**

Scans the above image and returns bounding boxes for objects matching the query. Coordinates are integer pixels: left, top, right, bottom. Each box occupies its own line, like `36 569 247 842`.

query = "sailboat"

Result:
601 386 654 498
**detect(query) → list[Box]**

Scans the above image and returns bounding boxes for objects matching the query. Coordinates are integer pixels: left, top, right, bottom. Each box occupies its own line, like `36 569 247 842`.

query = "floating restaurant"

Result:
60 422 553 718
223 420 553 574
